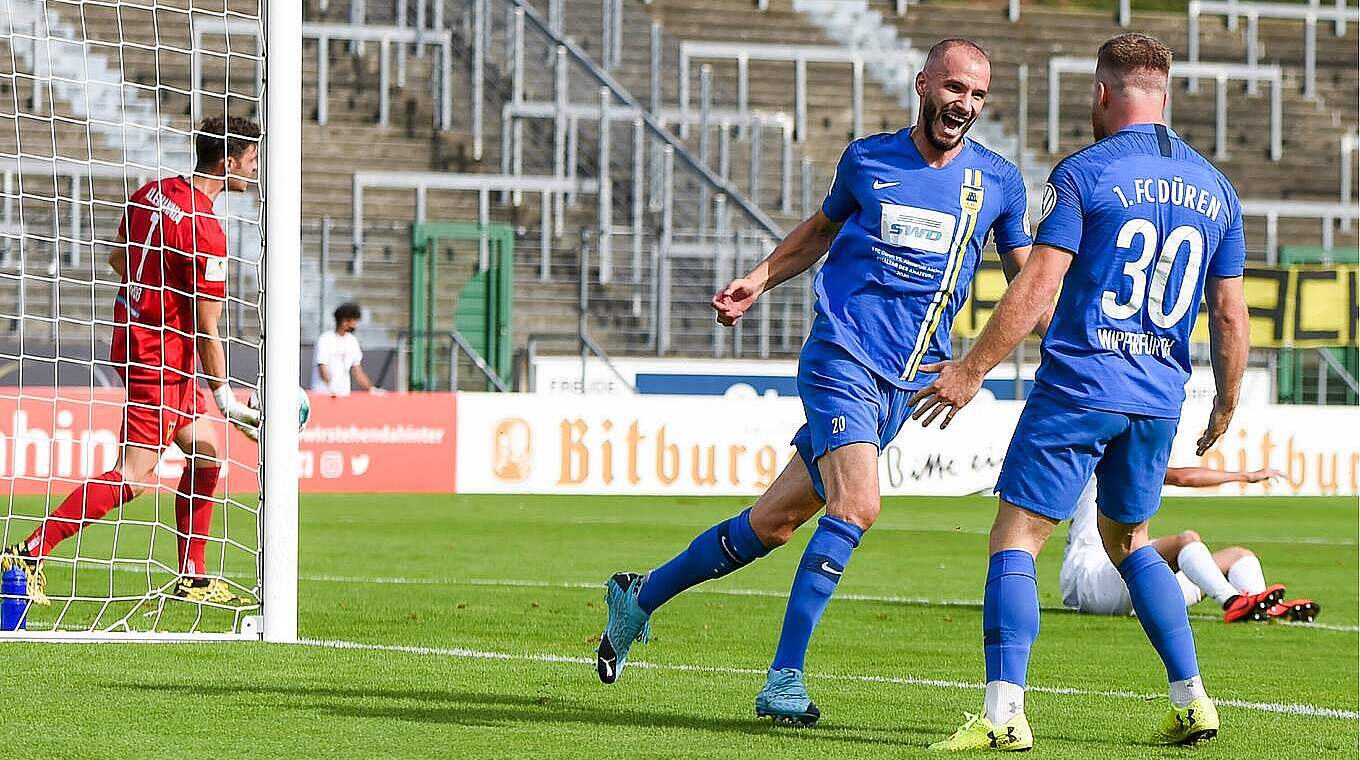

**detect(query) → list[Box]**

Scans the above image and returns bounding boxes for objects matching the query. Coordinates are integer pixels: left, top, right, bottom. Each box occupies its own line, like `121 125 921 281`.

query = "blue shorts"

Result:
791 338 917 501
995 388 1178 525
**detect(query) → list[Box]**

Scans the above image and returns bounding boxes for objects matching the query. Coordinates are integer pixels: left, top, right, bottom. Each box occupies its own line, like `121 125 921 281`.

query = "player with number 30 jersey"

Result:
914 34 1251 751
1031 123 1244 419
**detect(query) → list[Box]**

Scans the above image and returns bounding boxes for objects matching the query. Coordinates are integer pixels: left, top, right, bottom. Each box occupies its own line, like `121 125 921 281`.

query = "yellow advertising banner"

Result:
956 259 1358 348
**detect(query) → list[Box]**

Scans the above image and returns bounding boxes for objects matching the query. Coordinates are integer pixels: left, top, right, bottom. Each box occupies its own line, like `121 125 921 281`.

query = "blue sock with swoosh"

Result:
637 508 770 614
771 515 863 672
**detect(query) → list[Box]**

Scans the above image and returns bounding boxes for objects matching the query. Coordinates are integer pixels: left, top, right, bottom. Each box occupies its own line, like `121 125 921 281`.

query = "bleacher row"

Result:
0 0 1354 386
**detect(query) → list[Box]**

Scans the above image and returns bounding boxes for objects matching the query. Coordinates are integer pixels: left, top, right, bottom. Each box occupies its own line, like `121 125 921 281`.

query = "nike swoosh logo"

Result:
872 180 900 190
819 561 843 576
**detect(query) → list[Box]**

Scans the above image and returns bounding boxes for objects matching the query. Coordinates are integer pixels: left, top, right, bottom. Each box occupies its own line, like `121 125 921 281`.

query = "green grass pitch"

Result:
1 492 1355 758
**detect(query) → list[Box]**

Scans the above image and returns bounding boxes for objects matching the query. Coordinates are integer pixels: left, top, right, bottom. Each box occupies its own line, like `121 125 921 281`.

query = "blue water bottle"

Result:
1 565 29 631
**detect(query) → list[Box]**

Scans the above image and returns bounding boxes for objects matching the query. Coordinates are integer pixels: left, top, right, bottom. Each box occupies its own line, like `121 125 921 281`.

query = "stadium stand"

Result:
0 0 1355 388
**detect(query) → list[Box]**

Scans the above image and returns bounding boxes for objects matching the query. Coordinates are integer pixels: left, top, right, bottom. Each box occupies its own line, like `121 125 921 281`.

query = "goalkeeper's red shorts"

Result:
120 378 208 449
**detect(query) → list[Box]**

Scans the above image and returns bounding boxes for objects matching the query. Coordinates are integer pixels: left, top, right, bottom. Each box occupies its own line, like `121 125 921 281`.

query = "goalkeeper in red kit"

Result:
1 116 262 607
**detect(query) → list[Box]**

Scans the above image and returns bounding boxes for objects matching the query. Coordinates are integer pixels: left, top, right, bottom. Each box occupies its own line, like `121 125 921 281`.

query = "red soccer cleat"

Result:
1222 583 1286 623
1267 598 1321 624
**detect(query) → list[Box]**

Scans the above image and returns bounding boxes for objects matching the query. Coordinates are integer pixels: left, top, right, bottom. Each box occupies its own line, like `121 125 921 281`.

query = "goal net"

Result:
0 0 298 640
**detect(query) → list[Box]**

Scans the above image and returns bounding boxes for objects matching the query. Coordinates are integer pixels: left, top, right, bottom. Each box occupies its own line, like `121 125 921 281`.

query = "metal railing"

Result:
677 41 869 143
1187 1 1357 99
190 17 454 130
1315 347 1360 402
1047 56 1283 161
1240 199 1360 261
1342 130 1358 228
0 159 150 269
498 0 784 238
395 330 510 391
801 0 1130 26
993 0 1131 25
502 99 798 217
350 171 586 276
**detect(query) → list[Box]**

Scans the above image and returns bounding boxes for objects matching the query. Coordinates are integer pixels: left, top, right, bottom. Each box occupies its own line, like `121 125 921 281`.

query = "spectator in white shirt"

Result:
311 302 381 396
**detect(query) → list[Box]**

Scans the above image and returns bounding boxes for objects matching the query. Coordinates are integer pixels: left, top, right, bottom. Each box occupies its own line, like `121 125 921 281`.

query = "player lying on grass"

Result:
1063 468 1319 623
595 38 1037 727
0 116 262 608
910 34 1250 750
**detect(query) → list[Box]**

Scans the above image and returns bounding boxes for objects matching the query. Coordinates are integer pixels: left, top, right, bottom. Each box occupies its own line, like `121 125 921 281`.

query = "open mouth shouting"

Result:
937 110 972 142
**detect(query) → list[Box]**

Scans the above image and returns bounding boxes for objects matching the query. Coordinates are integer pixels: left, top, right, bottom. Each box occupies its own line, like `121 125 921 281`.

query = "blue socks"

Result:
770 515 863 672
1119 544 1201 683
636 508 771 614
983 549 1040 687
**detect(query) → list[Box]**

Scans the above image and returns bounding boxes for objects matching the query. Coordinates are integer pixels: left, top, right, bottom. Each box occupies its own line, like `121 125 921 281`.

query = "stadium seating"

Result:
0 0 1354 382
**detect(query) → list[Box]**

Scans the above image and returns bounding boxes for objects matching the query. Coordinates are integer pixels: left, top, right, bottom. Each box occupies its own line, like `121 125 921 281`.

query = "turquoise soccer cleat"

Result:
755 667 821 726
595 572 652 684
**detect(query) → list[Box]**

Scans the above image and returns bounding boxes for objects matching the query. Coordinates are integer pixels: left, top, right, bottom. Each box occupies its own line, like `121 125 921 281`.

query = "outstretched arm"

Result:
1164 467 1283 488
907 245 1073 428
712 209 841 326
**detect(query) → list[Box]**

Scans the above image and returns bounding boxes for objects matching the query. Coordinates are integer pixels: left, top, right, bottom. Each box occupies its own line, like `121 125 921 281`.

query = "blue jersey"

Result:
816 129 1032 388
1034 123 1246 417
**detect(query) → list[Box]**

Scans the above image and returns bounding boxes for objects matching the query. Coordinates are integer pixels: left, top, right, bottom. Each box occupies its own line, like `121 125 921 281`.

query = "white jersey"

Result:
311 330 363 396
1060 477 1201 615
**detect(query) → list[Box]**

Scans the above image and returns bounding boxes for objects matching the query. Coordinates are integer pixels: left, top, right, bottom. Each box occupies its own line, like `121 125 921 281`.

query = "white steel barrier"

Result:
1342 130 1358 230
677 42 867 143
350 172 589 278
1240 199 1360 261
191 18 454 132
1187 1 1357 98
1047 56 1283 161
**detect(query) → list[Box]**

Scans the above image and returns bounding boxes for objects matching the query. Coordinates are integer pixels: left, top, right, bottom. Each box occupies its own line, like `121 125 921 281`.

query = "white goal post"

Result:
0 0 300 642
262 0 302 645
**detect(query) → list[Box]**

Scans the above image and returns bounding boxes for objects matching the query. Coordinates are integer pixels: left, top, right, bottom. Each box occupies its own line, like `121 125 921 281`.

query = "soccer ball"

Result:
246 387 311 432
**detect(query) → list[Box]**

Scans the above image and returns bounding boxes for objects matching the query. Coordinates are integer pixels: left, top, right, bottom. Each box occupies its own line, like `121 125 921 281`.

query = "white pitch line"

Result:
84 569 1359 633
563 517 1359 546
300 574 1360 633
297 638 1359 721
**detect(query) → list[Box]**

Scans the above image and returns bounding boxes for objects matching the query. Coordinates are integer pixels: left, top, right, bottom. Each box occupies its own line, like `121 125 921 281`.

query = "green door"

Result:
409 222 514 390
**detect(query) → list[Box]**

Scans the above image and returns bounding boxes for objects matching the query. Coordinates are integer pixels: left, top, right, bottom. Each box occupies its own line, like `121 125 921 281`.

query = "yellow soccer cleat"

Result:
1 543 49 606
1153 696 1219 746
930 711 1033 752
170 577 256 608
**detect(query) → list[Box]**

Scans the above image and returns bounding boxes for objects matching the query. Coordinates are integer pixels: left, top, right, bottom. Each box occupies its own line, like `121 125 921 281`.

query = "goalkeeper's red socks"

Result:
175 465 221 578
26 470 134 558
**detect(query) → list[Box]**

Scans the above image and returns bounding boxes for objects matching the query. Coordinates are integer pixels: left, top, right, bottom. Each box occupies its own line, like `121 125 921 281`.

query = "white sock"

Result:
1227 555 1267 594
984 680 1025 725
1177 541 1239 605
1169 676 1208 708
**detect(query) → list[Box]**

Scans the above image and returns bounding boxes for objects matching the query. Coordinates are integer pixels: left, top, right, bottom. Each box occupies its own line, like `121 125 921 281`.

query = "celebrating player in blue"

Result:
594 39 1035 725
911 34 1250 751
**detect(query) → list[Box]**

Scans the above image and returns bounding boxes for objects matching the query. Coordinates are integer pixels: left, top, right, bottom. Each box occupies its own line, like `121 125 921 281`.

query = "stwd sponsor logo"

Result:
493 418 532 482
880 203 955 254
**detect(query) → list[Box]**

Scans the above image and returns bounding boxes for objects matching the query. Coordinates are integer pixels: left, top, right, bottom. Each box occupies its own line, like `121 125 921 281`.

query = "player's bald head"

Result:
923 39 989 77
1096 33 1172 97
914 39 991 153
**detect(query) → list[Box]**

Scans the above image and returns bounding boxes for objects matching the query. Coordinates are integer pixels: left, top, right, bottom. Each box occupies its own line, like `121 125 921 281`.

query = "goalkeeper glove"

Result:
212 384 260 442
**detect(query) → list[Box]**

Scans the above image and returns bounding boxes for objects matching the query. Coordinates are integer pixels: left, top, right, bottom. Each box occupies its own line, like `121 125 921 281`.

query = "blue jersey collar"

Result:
904 125 973 169
1116 122 1180 139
